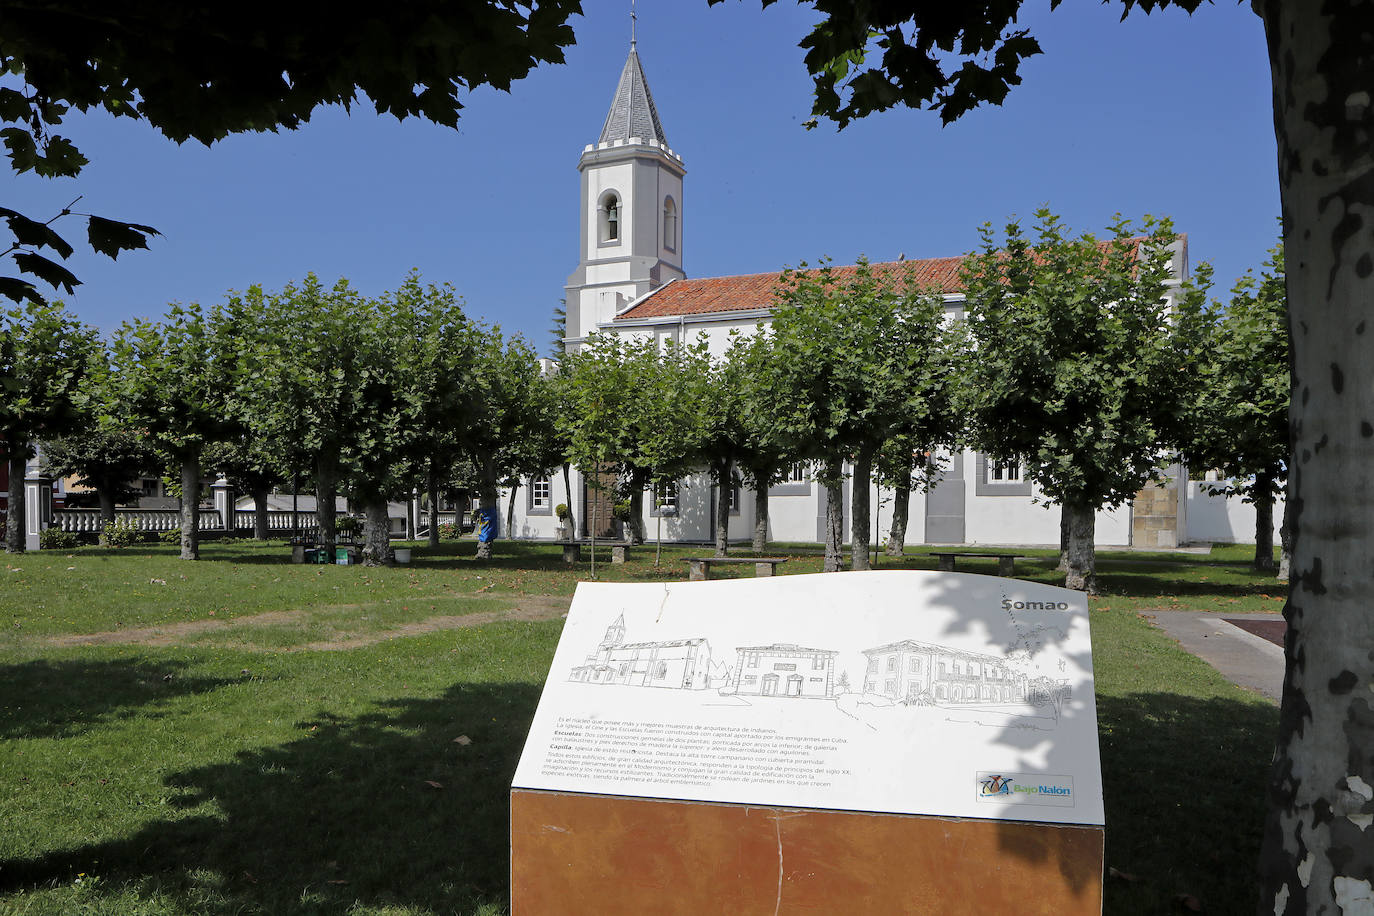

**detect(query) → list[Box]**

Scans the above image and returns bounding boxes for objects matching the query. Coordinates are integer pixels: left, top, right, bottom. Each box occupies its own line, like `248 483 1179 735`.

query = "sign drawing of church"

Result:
568 614 719 690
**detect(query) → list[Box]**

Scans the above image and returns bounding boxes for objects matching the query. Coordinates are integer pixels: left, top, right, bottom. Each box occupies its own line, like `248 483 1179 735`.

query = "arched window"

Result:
600 193 620 243
663 196 677 250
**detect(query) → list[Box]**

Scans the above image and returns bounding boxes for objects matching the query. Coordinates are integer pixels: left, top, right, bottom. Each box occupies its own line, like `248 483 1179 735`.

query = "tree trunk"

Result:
713 459 732 558
252 483 270 540
1256 6 1374 911
97 484 116 547
427 466 441 549
1253 471 1277 572
1058 511 1070 571
561 463 576 536
406 490 416 541
291 471 300 539
1062 499 1095 594
851 450 872 571
361 498 393 566
315 456 337 552
5 444 26 553
506 478 520 537
752 484 769 553
475 463 499 560
627 480 645 546
179 457 200 561
886 480 910 557
822 459 844 573
1278 476 1292 582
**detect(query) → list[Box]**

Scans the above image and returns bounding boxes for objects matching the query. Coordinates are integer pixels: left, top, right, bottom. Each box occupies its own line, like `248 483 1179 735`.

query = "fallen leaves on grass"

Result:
454 735 472 746
424 780 444 790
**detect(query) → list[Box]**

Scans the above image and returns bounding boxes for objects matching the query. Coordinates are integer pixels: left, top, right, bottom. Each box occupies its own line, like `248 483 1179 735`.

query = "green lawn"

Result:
0 539 1280 914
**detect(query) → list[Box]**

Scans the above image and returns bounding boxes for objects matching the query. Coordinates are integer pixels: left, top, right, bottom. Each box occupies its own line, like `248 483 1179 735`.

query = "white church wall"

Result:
1184 480 1282 545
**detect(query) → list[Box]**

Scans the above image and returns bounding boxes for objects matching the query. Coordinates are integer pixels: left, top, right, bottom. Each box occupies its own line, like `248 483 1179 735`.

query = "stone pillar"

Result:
212 477 235 536
24 468 54 551
1131 463 1183 549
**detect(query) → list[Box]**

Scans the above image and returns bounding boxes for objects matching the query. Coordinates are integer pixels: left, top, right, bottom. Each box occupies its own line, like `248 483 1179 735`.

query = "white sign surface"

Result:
512 570 1103 826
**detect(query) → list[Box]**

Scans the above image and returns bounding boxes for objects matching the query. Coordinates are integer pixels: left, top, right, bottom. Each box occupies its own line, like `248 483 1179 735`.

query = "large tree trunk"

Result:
179 456 200 561
713 459 732 558
5 444 26 553
427 466 441 549
475 463 499 560
1058 511 1070 572
315 456 337 552
1253 470 1277 572
361 498 393 567
886 480 910 557
626 479 645 546
752 484 769 553
97 484 116 547
822 460 844 573
252 483 270 540
851 451 872 571
1256 6 1374 911
1061 500 1095 594
561 463 576 537
506 478 520 537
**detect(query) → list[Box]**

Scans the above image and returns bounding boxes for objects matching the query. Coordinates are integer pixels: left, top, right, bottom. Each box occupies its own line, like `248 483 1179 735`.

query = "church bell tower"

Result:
564 41 686 349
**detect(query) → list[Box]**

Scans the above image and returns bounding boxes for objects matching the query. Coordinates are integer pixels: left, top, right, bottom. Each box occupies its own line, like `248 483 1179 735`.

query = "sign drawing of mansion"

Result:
862 640 1030 705
727 644 837 699
568 614 717 690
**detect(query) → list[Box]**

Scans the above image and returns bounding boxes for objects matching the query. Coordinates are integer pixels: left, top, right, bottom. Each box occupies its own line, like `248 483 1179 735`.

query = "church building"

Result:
502 41 1275 551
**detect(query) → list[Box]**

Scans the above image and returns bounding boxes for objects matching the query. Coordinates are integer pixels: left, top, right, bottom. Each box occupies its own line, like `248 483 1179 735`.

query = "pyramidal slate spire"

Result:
598 45 668 146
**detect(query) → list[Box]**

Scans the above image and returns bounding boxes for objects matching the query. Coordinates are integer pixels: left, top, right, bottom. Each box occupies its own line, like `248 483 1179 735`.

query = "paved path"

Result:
1146 611 1285 704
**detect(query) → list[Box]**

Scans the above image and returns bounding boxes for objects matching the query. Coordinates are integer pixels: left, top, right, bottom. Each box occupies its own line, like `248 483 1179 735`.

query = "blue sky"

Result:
7 1 1276 353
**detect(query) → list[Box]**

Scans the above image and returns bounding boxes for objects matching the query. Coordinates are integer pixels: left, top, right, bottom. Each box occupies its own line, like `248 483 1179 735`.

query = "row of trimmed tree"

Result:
2 212 1289 587
2 271 553 564
558 210 1290 593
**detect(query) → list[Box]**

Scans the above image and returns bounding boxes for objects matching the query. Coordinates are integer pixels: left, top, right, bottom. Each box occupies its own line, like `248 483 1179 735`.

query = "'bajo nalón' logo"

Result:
980 774 1013 797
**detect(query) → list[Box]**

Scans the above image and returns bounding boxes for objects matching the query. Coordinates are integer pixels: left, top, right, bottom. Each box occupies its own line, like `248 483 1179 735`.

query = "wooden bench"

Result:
685 556 788 581
929 552 1025 576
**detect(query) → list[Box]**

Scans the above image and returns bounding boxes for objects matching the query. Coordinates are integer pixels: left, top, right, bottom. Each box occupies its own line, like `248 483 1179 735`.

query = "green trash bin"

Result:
335 547 352 566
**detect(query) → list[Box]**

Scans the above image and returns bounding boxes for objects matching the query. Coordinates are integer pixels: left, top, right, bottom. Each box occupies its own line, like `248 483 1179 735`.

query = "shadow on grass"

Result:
0 681 540 914
0 658 236 741
1096 692 1276 915
1094 571 1287 600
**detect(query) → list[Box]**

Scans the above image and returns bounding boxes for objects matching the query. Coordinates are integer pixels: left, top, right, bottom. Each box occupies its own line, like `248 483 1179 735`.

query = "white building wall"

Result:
1184 480 1283 545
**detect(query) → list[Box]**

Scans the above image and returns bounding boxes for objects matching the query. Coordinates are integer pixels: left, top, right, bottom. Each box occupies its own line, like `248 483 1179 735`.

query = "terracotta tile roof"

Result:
614 237 1167 322
616 256 968 321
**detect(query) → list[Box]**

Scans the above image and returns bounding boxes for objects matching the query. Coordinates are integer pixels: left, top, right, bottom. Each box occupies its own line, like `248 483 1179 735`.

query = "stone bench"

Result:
685 556 788 581
558 541 634 564
929 552 1025 576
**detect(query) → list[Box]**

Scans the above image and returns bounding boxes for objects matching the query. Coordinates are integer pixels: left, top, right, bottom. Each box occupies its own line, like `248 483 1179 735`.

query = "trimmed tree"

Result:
0 301 99 552
770 258 960 572
961 210 1198 593
109 303 233 560
1182 243 1289 573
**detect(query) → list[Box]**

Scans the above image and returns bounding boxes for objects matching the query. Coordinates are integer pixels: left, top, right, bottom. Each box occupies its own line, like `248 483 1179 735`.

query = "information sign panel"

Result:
512 570 1102 826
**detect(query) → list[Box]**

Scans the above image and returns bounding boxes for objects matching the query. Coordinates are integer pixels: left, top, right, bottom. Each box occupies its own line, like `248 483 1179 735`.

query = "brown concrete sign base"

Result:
510 789 1103 914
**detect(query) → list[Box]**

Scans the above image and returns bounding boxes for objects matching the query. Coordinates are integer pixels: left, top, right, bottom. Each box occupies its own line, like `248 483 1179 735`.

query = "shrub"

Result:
612 499 631 522
158 528 182 544
102 518 141 548
437 522 459 540
337 516 363 537
555 503 570 521
38 527 78 550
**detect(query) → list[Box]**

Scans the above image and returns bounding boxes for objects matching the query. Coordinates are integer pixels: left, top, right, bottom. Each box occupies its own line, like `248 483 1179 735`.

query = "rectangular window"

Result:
886 656 896 672
769 462 811 496
527 475 553 516
651 480 678 517
909 658 920 673
988 461 1022 483
812 655 824 670
787 462 807 483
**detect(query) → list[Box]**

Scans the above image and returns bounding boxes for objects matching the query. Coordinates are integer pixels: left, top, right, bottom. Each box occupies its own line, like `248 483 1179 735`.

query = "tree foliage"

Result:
0 1 581 303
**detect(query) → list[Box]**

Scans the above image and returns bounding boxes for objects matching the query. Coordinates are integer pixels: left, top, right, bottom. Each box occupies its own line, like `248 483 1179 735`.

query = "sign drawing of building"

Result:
568 614 717 690
861 640 1030 705
728 644 836 698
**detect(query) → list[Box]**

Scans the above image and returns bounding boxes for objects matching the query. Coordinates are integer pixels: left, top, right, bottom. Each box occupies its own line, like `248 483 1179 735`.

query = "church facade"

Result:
500 43 1277 551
